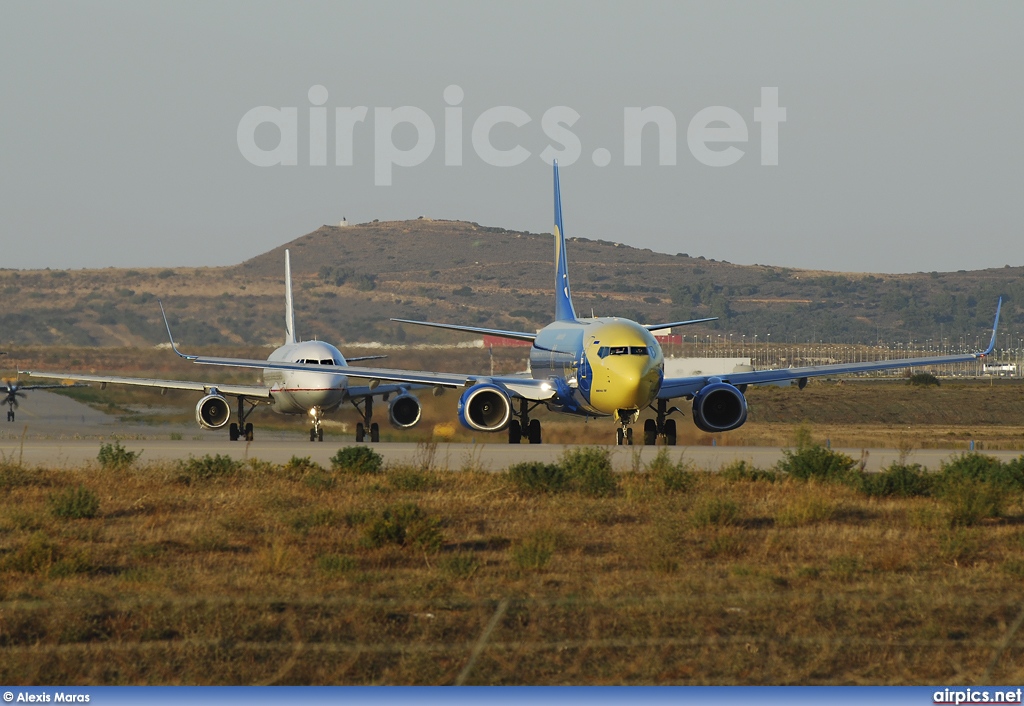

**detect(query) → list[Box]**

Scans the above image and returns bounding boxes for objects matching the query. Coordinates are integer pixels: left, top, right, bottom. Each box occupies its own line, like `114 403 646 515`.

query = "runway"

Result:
2 391 1019 471
3 436 1020 472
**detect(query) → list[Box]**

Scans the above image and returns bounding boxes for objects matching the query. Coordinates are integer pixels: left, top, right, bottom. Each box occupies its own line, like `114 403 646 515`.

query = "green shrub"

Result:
941 453 1024 490
363 503 444 552
387 466 435 491
283 455 324 475
690 497 740 527
1 533 60 573
50 485 100 519
510 530 559 571
941 479 1004 526
646 448 696 492
777 444 856 481
507 461 568 493
561 447 617 496
303 471 336 491
331 446 383 475
908 372 940 387
178 454 243 482
855 463 933 497
316 554 358 575
775 495 835 527
97 441 139 470
721 459 777 483
440 552 482 579
289 508 340 534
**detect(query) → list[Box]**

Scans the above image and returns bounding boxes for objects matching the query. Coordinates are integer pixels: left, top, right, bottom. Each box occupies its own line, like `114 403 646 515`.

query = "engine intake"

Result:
691 382 748 433
388 393 422 429
196 393 231 429
458 383 512 432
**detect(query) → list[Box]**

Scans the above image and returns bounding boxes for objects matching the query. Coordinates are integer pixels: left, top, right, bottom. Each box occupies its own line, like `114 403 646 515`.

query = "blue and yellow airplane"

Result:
171 163 1002 445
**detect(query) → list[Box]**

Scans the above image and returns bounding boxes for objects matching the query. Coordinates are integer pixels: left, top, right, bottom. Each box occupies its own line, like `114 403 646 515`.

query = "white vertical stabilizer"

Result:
284 250 296 344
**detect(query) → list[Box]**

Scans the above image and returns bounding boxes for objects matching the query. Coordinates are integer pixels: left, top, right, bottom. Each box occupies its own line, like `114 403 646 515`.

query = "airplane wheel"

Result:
370 423 379 443
229 423 239 441
625 427 633 445
309 428 316 442
528 419 542 444
644 419 657 446
6 411 13 422
355 423 365 442
508 420 522 444
245 423 254 441
317 428 324 442
616 428 624 446
664 419 677 446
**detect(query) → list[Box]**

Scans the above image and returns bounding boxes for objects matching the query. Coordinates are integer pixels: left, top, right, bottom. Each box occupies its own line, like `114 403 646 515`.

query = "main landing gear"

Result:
508 398 542 444
641 399 679 446
228 396 257 441
351 397 380 443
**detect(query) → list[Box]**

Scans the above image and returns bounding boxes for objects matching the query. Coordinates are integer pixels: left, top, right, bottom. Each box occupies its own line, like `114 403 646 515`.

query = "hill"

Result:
0 219 1020 348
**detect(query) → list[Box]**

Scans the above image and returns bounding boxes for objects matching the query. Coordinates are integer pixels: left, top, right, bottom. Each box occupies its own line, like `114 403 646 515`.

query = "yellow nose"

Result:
589 356 660 413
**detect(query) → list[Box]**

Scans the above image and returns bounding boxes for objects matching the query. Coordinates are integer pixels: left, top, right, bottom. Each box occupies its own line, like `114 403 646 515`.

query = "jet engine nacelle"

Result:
196 393 231 429
691 382 748 433
388 393 422 429
457 383 512 432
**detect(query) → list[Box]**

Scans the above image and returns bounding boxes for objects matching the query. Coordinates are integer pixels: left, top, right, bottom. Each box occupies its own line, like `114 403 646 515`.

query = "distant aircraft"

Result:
27 251 423 442
147 164 1003 446
2 378 85 422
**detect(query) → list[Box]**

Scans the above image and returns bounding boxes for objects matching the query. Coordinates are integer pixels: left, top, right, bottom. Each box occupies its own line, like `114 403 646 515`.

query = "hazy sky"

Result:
2 1 1022 273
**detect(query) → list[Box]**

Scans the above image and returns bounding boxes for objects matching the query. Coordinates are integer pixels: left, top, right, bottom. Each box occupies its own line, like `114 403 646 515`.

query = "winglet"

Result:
158 300 196 360
553 161 577 322
284 249 297 345
979 297 1002 357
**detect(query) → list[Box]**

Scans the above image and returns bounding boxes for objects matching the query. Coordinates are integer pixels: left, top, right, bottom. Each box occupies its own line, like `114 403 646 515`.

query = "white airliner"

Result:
27 251 422 442
165 164 1002 446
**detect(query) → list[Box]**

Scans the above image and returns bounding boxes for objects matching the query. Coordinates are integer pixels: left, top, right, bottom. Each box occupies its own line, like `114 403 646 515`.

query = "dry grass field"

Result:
2 444 1024 685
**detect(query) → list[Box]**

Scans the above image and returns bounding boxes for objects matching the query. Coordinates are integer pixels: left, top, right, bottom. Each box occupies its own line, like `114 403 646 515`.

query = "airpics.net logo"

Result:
236 85 786 185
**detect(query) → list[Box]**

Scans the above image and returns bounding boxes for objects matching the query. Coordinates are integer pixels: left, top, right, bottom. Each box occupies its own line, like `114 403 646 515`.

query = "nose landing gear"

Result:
308 406 324 442
614 409 639 445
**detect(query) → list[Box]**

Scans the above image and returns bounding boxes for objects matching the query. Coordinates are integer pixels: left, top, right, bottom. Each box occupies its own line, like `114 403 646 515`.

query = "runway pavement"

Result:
2 436 1020 471
1 391 1019 471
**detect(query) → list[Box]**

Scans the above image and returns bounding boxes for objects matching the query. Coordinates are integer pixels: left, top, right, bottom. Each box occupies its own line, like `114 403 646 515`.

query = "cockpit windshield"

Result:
296 359 337 365
596 346 649 359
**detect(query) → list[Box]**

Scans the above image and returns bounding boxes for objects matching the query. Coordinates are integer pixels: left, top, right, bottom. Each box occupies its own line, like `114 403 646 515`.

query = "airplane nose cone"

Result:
591 357 661 413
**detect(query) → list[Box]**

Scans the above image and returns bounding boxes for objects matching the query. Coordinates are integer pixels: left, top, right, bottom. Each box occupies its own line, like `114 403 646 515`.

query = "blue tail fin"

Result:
553 162 577 322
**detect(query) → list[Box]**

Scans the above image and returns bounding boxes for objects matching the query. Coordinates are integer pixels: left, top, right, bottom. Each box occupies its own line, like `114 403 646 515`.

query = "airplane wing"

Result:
389 318 538 342
7 383 87 391
645 317 718 332
180 355 557 401
658 299 1003 399
346 382 427 399
23 372 274 399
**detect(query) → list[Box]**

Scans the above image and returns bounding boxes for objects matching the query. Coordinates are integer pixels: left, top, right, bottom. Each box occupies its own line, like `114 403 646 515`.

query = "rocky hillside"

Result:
0 219 1019 348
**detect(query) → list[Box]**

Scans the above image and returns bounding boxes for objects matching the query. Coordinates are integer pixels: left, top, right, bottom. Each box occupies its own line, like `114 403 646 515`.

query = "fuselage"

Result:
529 317 664 417
262 340 349 415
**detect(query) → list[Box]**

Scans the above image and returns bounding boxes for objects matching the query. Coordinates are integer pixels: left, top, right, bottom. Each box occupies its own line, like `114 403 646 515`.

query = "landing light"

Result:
540 382 552 391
